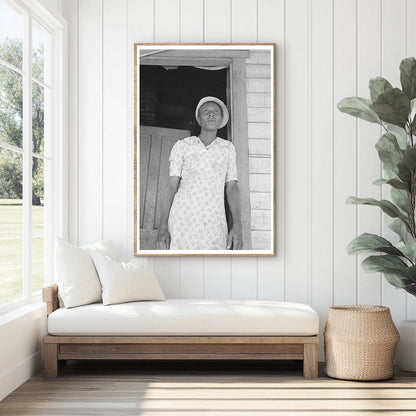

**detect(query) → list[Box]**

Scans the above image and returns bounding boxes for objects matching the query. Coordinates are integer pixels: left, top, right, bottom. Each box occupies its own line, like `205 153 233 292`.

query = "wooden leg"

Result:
44 343 59 379
303 343 318 379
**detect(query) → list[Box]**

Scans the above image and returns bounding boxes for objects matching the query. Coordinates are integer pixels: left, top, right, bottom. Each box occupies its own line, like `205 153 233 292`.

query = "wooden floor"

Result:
1 360 416 415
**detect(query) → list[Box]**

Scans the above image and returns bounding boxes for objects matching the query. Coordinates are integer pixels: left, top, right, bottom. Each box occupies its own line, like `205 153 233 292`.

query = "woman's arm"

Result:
225 180 243 250
156 176 181 249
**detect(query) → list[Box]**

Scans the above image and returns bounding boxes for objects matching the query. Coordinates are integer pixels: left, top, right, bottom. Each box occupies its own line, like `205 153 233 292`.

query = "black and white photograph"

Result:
134 44 275 256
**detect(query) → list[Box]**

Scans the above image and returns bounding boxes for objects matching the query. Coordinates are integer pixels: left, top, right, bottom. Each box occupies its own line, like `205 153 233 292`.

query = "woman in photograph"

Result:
156 96 243 250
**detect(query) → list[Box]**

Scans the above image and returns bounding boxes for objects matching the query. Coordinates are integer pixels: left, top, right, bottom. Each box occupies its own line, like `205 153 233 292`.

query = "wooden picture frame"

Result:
134 44 275 256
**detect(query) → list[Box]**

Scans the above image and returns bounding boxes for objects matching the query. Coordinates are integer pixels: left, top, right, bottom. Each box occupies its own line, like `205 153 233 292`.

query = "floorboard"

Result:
1 361 416 415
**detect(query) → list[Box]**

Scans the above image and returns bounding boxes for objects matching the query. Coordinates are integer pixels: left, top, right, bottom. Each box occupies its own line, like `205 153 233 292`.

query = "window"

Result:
0 0 66 312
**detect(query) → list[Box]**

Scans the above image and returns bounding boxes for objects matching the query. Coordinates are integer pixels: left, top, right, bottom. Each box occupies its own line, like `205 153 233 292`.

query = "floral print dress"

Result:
168 136 238 250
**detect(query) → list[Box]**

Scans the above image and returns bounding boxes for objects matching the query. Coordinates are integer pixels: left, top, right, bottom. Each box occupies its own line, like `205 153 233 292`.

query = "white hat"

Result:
195 96 229 129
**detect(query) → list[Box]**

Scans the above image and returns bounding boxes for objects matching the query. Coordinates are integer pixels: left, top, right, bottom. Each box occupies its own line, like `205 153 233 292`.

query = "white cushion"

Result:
90 253 165 305
54 239 114 308
47 299 319 336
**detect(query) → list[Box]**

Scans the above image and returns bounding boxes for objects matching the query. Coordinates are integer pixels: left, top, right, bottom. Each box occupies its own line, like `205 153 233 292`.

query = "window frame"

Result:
0 0 67 315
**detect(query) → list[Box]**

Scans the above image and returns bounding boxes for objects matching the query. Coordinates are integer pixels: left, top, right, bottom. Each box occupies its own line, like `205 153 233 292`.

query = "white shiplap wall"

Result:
61 0 416 357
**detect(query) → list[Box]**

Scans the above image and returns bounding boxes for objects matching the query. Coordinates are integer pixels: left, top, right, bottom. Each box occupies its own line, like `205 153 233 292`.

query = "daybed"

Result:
42 284 320 379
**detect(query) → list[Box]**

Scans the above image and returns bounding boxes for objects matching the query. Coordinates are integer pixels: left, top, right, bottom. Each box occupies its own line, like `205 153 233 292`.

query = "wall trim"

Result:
0 351 42 401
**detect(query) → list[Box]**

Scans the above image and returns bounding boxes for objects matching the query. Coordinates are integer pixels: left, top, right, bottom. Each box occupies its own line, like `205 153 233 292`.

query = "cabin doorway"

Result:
139 65 229 250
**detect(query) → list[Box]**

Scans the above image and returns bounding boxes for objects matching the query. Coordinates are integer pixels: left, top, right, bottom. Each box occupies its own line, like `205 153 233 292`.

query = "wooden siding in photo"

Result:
246 50 273 250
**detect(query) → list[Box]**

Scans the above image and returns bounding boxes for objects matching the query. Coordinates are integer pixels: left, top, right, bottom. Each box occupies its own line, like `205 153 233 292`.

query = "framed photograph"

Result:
134 44 275 256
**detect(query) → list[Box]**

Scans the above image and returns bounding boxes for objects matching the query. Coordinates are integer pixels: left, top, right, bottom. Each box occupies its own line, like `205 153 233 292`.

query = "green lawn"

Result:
0 199 44 305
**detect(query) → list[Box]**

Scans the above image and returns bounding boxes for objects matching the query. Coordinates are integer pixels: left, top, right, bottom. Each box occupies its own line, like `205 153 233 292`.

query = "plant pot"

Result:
395 320 416 372
324 305 400 381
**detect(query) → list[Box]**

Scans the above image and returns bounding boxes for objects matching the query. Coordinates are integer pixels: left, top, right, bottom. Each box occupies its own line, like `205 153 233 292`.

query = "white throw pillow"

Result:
54 239 114 308
90 252 165 306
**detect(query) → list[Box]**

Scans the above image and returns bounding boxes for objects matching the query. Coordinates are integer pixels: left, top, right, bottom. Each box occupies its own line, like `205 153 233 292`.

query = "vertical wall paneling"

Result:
356 0 382 305
61 0 78 245
310 0 333 358
127 0 154 259
154 0 180 42
180 258 204 298
231 0 257 42
231 257 258 299
203 0 231 42
153 258 181 298
381 0 406 89
178 0 205 298
77 0 103 245
257 0 285 301
406 0 416 319
204 258 231 299
203 0 232 298
407 0 416 63
103 0 128 260
127 0 154 42
229 0 258 299
180 0 203 43
381 0 407 322
333 0 357 305
284 0 309 303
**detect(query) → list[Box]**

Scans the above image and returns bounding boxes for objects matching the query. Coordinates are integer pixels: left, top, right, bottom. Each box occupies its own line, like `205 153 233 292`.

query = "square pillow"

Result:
90 252 165 306
54 239 114 308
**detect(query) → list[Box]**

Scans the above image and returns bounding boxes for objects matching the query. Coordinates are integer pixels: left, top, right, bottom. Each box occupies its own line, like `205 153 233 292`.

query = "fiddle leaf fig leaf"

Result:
337 97 383 125
410 98 416 136
373 178 409 191
397 240 416 264
394 130 410 150
383 271 412 288
373 178 388 186
403 265 416 282
391 187 410 213
397 161 412 185
347 233 403 256
403 146 416 172
362 254 408 272
387 179 410 191
346 196 406 219
400 57 416 100
410 98 416 124
384 166 400 180
389 217 410 241
375 132 404 173
369 77 393 102
361 255 416 287
404 283 416 296
370 88 410 128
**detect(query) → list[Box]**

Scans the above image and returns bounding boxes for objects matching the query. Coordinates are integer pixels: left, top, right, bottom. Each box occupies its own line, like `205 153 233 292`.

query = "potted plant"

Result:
337 57 416 372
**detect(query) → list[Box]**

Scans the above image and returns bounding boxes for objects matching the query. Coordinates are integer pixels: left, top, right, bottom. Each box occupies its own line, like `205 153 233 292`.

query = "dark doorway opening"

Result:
140 65 228 140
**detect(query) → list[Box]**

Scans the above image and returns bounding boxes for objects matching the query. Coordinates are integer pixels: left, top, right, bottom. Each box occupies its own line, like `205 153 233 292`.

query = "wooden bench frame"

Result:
43 285 319 379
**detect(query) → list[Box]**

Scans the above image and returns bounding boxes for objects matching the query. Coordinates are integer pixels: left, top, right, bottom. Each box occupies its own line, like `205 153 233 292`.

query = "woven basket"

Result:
324 305 399 381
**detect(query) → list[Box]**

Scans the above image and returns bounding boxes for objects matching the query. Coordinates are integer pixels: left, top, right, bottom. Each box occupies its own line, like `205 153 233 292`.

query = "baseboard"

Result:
0 351 42 401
